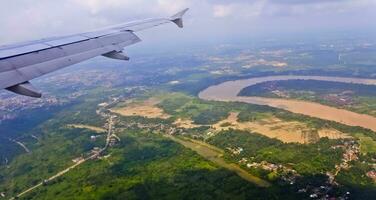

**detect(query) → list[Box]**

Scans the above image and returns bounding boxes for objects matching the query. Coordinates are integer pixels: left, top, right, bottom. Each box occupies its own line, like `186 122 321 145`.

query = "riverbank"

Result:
199 75 376 132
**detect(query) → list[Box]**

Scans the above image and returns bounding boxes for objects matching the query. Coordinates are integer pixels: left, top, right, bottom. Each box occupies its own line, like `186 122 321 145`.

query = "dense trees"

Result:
208 130 344 175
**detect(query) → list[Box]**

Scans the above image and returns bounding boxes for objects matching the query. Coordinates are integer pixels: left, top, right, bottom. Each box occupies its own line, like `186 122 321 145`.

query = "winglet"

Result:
170 8 189 28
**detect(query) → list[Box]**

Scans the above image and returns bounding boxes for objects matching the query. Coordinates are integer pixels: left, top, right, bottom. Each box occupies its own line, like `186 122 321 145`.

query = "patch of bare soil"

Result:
318 129 352 140
212 112 350 144
67 124 106 133
111 98 170 119
173 118 201 129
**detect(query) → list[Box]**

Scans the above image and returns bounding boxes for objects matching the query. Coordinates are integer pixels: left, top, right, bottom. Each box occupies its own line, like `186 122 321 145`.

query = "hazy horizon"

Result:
1 0 375 51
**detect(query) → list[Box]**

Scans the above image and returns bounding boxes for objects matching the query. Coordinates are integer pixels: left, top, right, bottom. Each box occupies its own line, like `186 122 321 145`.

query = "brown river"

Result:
198 75 376 132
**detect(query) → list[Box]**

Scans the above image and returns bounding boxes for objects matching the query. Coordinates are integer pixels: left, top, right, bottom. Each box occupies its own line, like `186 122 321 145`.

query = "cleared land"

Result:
318 129 352 140
173 118 200 129
212 113 350 144
67 124 106 133
111 98 170 119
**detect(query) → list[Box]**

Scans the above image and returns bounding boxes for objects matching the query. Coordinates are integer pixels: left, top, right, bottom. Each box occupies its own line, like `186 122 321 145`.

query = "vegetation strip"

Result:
165 135 271 187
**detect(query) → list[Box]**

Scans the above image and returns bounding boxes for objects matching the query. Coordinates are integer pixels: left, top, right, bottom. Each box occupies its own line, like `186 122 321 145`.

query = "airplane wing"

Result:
0 8 189 98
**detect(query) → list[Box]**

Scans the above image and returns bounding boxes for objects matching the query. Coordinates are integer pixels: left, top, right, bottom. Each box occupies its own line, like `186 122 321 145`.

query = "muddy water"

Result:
198 76 376 132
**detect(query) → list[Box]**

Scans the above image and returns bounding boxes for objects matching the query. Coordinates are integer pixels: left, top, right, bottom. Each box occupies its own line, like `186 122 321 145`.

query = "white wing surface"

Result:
0 8 189 97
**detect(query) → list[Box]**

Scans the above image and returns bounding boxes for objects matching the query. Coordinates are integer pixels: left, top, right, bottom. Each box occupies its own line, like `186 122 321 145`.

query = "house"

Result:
366 171 376 182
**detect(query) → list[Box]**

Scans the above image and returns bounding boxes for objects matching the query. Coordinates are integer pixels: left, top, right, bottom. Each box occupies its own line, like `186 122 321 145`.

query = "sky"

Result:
0 0 375 50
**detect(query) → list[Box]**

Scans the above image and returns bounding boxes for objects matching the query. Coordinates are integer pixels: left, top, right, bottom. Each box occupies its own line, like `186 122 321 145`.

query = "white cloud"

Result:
212 1 266 19
213 5 233 18
157 0 191 14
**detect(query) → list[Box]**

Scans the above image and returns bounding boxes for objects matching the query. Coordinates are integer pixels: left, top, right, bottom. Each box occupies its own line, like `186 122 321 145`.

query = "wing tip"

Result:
170 8 189 28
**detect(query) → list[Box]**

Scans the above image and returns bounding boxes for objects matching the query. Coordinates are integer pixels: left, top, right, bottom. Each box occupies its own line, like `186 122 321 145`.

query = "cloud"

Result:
213 5 233 18
208 0 376 18
157 0 191 13
269 0 349 5
212 1 266 19
0 0 375 46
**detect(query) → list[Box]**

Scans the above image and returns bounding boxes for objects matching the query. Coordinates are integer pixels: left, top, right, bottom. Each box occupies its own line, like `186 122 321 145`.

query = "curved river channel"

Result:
198 75 376 132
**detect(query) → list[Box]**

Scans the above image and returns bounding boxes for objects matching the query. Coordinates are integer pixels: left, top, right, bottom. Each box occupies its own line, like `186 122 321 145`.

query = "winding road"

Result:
199 75 376 132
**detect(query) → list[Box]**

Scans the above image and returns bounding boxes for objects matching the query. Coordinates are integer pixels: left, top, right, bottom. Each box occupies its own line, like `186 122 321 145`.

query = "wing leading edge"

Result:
0 8 189 97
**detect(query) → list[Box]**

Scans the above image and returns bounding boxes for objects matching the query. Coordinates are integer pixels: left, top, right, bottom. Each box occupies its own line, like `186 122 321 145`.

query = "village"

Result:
251 80 357 109
225 138 369 199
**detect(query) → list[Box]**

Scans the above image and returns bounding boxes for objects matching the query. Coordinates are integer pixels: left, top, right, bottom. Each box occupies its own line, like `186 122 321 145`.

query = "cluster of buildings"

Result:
329 140 360 184
241 58 288 69
271 90 290 98
42 69 121 89
0 113 17 122
72 156 85 164
239 158 299 185
322 91 354 107
245 161 297 174
91 147 102 156
108 134 120 147
226 147 244 155
254 81 291 98
366 171 376 182
0 95 61 122
299 185 351 200
342 143 359 164
233 141 363 199
297 176 351 200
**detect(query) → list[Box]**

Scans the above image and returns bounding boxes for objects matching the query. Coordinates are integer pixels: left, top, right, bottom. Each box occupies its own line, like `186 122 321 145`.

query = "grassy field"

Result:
355 133 376 154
